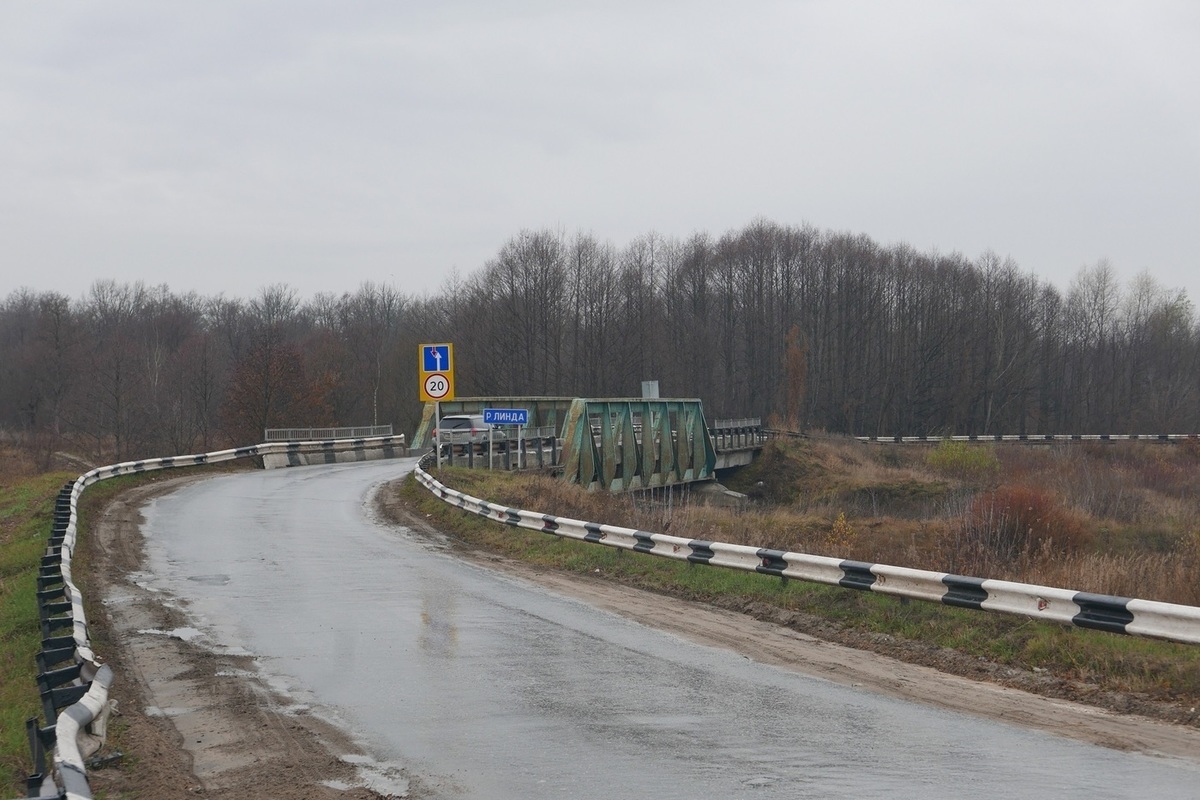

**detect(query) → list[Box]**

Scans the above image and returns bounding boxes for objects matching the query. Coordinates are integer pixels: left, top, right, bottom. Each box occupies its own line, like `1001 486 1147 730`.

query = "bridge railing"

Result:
436 426 561 470
265 424 393 441
712 417 760 429
412 397 577 449
709 418 765 451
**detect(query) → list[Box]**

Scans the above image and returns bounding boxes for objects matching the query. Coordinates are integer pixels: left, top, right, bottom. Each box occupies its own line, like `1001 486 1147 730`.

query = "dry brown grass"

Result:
0 445 38 486
1025 546 1200 605
965 484 1092 555
452 435 1200 606
423 453 1200 711
0 431 108 482
855 441 1200 605
422 432 1200 721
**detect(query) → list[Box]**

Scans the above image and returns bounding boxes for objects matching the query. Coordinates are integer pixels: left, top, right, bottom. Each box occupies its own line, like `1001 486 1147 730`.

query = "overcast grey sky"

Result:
2 1 1198 303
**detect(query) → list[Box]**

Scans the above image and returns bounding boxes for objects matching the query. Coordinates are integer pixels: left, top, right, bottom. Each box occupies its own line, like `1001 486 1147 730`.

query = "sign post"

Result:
419 343 455 467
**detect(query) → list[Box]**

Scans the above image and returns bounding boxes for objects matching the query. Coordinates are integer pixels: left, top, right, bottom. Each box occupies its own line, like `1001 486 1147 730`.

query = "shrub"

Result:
925 440 1000 484
823 511 856 552
965 484 1092 560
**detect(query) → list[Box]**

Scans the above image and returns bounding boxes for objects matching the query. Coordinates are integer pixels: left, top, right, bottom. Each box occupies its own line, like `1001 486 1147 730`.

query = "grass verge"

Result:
399 467 1200 721
1 471 74 794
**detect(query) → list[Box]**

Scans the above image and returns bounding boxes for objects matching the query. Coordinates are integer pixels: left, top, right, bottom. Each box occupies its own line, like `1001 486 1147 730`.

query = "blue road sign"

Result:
422 344 450 373
483 408 529 426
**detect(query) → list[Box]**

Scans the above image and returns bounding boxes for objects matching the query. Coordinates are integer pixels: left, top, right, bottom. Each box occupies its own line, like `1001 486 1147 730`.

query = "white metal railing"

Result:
709 418 765 450
264 425 393 441
711 418 761 430
434 426 561 470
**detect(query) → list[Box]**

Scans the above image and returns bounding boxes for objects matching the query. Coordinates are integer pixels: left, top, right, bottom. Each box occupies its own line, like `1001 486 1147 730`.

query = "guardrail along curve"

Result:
23 434 406 799
413 464 1200 646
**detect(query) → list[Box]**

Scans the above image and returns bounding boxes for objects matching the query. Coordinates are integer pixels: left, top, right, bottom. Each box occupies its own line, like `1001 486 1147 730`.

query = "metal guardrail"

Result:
708 418 766 451
412 398 578 449
414 463 1200 646
22 434 408 799
264 425 393 441
711 417 761 430
434 427 561 470
858 433 1200 443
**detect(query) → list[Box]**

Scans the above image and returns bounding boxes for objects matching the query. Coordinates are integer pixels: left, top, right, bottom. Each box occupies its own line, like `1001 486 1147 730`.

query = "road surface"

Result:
131 459 1200 798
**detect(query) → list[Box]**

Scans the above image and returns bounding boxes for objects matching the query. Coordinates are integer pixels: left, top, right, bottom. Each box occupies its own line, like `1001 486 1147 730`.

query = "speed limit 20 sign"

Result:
423 372 450 400
418 343 455 403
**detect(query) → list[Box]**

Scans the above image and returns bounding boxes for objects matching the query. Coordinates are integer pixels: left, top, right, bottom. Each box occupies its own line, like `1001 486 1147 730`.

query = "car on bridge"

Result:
434 414 507 454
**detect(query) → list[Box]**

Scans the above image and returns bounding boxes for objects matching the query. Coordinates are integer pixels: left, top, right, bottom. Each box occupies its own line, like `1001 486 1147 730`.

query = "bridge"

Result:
411 397 766 491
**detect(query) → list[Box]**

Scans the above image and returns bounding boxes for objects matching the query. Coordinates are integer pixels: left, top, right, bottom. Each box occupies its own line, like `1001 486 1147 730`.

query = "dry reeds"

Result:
437 435 1200 606
0 445 37 485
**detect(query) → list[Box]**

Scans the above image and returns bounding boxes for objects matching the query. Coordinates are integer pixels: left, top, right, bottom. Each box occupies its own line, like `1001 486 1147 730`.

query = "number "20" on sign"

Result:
423 373 450 399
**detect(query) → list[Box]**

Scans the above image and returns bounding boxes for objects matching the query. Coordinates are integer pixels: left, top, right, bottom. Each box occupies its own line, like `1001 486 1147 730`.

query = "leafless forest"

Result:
2 220 1197 464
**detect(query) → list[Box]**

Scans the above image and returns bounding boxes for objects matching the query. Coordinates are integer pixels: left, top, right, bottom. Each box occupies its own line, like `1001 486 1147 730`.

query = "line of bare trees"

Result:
2 219 1197 465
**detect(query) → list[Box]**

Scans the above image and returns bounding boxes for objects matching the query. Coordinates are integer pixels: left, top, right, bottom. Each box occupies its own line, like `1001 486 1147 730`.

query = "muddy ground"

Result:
78 473 1200 798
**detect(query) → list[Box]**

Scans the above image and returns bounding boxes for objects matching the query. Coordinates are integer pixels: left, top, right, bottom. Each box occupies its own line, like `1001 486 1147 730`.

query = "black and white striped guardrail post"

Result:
413 464 1200 646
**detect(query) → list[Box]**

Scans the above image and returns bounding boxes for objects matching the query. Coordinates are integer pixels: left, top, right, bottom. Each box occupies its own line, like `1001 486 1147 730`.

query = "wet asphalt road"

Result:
137 460 1200 799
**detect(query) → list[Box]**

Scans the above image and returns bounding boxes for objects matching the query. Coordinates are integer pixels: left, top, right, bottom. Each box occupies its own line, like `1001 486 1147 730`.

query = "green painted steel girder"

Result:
414 395 719 491
559 398 718 491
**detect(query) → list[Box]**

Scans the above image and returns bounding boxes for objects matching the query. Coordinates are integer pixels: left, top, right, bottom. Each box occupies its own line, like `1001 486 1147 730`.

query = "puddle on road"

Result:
215 668 255 679
144 706 194 719
137 627 206 642
127 571 164 592
325 753 412 798
187 573 231 586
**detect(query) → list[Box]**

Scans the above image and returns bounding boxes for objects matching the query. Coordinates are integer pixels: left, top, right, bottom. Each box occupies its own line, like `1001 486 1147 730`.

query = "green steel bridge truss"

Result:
413 396 718 491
